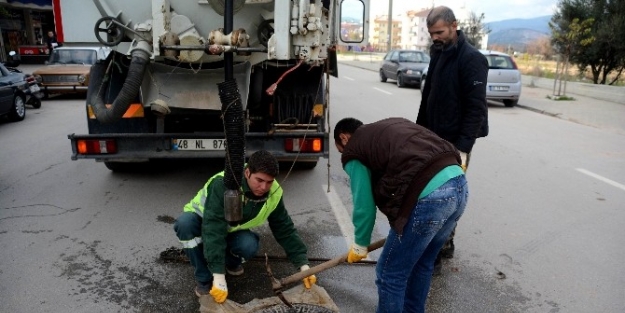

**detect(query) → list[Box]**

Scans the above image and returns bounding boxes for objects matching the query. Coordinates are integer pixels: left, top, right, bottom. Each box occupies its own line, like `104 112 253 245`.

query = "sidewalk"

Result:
338 58 625 135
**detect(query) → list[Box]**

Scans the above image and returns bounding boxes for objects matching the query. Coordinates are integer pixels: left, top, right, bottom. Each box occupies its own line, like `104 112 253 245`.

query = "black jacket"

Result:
417 30 489 153
341 118 460 234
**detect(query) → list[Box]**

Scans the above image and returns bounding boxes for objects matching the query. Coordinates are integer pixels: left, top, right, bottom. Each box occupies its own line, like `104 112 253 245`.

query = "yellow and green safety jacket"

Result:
183 171 308 274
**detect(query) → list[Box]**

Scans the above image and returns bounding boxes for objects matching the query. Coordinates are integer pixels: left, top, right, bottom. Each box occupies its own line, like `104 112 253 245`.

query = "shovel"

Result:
266 238 387 307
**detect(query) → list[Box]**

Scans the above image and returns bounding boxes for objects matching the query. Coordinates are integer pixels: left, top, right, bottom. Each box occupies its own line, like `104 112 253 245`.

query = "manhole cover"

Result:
253 304 336 313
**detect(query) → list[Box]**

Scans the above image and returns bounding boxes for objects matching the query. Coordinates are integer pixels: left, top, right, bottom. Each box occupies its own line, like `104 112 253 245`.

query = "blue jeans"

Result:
375 175 468 313
173 212 260 284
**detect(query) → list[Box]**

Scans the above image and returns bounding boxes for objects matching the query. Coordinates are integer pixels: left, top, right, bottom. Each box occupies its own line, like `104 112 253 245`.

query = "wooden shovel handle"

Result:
278 238 386 287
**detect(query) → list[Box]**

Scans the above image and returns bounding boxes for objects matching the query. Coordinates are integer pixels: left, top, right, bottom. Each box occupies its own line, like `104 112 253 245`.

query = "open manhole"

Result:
253 304 336 313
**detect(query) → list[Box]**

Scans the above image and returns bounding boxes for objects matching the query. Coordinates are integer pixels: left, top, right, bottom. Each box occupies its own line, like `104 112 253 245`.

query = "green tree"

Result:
458 11 491 48
550 17 594 95
551 0 625 84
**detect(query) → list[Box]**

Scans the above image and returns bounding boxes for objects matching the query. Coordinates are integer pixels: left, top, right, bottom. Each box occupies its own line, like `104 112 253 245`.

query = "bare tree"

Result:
458 11 491 48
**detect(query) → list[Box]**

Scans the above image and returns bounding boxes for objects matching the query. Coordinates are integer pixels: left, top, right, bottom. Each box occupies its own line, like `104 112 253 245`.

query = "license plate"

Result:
491 86 509 91
29 85 40 93
174 139 226 151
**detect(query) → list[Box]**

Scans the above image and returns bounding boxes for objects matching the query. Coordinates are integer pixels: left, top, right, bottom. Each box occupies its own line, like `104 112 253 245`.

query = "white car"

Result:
480 50 522 107
420 50 522 107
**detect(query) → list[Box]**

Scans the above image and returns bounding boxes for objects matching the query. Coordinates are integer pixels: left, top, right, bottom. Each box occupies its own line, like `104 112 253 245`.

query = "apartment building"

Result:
370 7 489 52
403 9 431 51
371 15 402 52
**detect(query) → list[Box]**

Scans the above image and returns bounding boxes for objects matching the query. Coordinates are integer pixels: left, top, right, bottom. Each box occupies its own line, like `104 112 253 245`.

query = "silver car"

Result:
481 50 521 107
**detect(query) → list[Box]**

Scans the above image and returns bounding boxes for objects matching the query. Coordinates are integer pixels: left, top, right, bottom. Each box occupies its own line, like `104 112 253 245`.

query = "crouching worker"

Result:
334 117 468 313
174 150 317 303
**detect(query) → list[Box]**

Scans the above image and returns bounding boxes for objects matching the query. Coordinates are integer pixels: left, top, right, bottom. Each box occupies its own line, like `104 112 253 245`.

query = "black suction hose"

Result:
219 79 245 191
89 49 150 124
221 0 245 224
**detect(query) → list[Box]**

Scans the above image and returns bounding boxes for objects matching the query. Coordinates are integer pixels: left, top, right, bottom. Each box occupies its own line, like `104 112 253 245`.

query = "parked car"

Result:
32 46 111 98
0 62 42 122
420 65 428 92
481 50 521 107
379 49 430 88
420 50 521 107
4 65 44 109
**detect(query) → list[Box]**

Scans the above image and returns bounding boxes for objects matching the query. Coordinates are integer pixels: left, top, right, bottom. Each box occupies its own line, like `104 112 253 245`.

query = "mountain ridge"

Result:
486 15 552 52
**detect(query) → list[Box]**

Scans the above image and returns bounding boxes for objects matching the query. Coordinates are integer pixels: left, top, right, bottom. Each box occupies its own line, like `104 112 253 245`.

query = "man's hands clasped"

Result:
209 274 228 303
347 243 368 263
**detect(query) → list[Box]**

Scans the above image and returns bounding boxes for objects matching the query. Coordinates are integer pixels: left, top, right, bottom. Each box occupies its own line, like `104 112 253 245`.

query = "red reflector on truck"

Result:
284 138 322 153
76 139 117 155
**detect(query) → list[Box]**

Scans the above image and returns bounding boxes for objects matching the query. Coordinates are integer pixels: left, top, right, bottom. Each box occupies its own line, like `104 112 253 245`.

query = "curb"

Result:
515 104 561 118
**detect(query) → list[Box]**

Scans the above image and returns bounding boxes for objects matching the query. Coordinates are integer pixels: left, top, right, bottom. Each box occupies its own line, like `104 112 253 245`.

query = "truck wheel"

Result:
296 161 318 170
104 161 142 172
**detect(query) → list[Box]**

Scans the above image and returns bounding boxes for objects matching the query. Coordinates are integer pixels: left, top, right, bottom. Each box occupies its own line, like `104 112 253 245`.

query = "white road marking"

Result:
343 76 355 81
373 87 392 95
576 168 625 192
323 184 354 248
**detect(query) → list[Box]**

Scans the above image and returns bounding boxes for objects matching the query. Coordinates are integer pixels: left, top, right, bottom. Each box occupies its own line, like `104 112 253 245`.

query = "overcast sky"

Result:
371 0 558 23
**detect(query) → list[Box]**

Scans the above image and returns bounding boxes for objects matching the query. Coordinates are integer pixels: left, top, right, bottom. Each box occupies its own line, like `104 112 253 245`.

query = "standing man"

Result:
174 150 316 303
334 117 469 313
46 31 60 54
417 6 489 274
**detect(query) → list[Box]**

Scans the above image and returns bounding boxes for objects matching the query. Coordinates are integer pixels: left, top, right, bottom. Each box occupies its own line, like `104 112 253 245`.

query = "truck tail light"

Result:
284 138 322 153
76 139 117 155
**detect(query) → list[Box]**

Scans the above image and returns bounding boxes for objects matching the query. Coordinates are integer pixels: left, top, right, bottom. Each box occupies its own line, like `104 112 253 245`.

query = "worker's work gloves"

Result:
210 274 228 304
300 265 317 289
347 243 368 263
459 151 468 172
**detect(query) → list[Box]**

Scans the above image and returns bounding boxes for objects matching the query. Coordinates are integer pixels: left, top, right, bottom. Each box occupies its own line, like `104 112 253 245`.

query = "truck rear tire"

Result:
104 161 150 172
296 161 318 170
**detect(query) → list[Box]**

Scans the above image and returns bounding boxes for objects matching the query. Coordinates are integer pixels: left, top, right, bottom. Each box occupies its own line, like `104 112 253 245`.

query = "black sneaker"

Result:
226 264 244 276
195 281 211 297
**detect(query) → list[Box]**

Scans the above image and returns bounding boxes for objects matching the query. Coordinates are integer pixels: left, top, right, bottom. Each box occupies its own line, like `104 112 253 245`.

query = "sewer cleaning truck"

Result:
63 0 369 171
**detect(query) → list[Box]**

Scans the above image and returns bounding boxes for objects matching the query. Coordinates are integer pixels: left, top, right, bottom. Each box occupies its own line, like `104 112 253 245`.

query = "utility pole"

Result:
386 0 393 52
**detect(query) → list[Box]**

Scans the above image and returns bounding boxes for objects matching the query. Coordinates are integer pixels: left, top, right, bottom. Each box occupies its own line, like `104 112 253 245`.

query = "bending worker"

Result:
174 150 316 303
334 117 468 312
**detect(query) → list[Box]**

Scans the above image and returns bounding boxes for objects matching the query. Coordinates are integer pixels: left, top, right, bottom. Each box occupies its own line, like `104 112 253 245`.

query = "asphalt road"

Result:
1 64 624 312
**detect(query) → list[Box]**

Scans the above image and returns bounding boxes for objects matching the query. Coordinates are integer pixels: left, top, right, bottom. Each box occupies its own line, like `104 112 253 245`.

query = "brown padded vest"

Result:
341 118 460 234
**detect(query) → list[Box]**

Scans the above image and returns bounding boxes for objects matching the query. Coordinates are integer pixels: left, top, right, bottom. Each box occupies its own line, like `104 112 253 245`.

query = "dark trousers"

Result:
173 212 259 284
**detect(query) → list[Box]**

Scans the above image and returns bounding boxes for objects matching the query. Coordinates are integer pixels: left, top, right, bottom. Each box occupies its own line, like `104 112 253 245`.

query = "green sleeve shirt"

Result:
344 160 377 247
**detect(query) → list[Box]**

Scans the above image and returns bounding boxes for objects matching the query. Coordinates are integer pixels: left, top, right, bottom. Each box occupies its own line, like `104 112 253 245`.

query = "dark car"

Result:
379 50 430 88
0 63 33 122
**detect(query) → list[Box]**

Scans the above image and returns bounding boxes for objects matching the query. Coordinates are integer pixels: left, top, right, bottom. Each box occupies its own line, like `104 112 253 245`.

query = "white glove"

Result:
209 273 228 303
459 151 468 171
